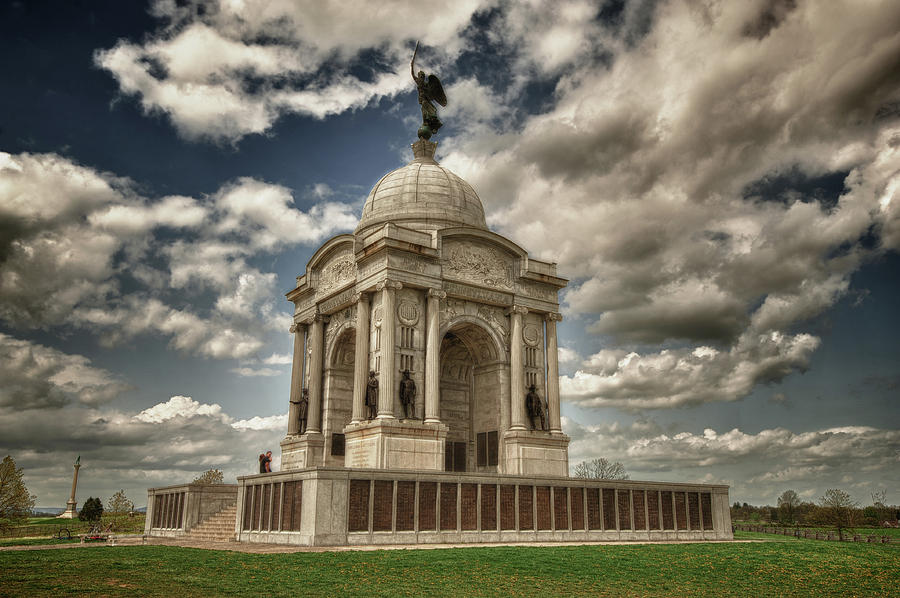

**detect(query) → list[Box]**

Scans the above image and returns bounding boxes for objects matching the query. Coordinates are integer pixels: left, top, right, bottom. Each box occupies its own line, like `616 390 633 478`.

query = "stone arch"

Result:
439 315 508 365
439 317 508 473
322 326 355 466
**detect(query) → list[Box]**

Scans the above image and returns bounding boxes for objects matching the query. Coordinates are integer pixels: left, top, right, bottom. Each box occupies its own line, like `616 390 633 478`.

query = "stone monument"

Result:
279 55 569 474
57 455 80 519
146 50 733 546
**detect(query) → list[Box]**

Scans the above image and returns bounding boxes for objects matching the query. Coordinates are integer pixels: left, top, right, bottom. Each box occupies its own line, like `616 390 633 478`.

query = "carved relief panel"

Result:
317 250 357 297
442 240 515 291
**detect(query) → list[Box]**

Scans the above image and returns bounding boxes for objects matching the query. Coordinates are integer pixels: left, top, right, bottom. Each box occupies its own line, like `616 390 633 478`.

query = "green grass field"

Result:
1 514 145 539
1 539 897 597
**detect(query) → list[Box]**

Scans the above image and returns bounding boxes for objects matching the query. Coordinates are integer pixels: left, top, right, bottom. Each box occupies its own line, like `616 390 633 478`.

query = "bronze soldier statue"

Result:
399 369 417 420
365 371 379 420
525 384 547 431
293 388 309 434
411 41 447 140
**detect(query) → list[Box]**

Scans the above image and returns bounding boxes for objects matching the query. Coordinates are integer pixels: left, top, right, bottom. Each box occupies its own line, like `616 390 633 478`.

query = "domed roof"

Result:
356 140 487 235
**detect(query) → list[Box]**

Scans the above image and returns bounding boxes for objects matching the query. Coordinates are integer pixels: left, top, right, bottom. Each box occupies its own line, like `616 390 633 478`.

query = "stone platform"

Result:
147 468 732 547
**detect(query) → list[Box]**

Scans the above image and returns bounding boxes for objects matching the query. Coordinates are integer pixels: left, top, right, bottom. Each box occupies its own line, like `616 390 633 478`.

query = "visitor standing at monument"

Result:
259 451 272 473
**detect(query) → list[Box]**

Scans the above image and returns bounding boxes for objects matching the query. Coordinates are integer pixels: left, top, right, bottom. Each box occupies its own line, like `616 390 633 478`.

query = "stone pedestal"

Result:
503 430 570 476
57 500 77 519
343 419 448 470
280 433 325 470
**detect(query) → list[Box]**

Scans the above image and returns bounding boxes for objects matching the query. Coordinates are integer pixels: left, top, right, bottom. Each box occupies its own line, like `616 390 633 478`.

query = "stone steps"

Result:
183 505 237 542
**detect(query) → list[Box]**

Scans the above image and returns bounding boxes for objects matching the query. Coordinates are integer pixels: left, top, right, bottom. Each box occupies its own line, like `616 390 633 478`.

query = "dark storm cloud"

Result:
0 334 130 409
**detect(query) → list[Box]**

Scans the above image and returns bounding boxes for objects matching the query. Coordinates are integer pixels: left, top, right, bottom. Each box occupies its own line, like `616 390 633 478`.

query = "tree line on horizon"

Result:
731 489 898 537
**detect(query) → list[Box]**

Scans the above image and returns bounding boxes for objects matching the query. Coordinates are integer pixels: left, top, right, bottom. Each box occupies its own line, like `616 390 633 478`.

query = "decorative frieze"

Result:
443 241 514 290
319 288 356 314
318 252 357 295
443 281 512 306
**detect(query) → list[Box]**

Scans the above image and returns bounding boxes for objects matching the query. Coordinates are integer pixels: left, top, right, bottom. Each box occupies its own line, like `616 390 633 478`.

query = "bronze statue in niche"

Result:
525 384 547 431
365 371 379 419
399 369 417 419
291 388 309 434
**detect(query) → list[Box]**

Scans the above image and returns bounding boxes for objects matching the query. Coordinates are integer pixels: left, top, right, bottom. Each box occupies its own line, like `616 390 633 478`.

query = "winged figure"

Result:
411 41 447 139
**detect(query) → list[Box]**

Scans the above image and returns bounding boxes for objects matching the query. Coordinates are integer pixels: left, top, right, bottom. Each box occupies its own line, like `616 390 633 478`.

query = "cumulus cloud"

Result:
0 151 354 359
436 0 900 409
134 395 227 423
1 394 286 507
0 333 131 409
562 330 820 409
94 0 486 143
564 418 900 504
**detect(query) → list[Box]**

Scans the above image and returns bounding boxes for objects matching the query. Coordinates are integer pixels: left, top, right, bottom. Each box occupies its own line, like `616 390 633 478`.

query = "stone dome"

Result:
356 139 487 236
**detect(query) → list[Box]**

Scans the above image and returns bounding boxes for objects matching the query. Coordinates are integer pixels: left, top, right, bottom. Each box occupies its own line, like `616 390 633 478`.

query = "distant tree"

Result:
79 497 104 522
107 489 132 515
819 488 857 540
777 490 801 524
0 456 36 531
193 469 225 484
573 458 629 480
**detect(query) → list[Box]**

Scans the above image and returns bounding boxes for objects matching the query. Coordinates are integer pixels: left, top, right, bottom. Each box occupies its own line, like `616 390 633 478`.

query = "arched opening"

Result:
322 327 355 466
439 321 505 472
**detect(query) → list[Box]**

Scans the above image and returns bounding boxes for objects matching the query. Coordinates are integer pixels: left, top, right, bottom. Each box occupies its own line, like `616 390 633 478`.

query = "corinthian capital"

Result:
427 288 447 300
376 279 403 292
507 305 529 317
289 323 299 334
545 312 563 322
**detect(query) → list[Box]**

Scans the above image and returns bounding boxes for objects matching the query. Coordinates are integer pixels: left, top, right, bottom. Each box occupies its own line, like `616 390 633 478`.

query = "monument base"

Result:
57 500 77 519
280 433 325 470
343 419 448 470
503 429 570 476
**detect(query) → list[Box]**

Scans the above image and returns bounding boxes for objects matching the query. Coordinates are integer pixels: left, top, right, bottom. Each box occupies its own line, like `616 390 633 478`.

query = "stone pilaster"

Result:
424 289 446 424
508 305 528 431
287 323 306 436
377 280 402 419
307 313 327 434
545 313 563 434
351 292 371 423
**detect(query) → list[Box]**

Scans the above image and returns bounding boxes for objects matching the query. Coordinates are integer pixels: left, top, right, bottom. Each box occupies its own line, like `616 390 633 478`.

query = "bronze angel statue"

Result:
411 41 447 140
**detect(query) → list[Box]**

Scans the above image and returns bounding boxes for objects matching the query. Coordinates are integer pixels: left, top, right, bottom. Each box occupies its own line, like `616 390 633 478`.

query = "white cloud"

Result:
94 0 487 143
0 333 131 409
439 0 900 409
0 151 354 360
564 418 900 504
230 367 281 377
231 413 287 431
262 353 292 365
562 330 820 409
1 394 285 507
134 395 228 424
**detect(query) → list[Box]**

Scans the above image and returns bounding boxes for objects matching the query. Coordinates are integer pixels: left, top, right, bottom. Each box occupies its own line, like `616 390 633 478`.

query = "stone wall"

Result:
145 483 238 537
234 467 732 546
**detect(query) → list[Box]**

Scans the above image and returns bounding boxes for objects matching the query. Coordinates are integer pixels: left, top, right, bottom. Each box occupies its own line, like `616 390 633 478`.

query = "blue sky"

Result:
1 0 898 509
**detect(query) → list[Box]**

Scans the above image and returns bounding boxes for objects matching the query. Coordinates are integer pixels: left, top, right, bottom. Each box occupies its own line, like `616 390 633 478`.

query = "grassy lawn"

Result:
1 514 145 539
1 541 897 597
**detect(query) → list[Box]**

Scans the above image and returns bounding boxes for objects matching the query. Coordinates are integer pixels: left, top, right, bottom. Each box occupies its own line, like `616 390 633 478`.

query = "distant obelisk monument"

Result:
57 456 81 519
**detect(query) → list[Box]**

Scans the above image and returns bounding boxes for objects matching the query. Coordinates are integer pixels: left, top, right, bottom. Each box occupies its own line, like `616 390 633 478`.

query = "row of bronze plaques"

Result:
347 480 714 533
150 491 185 529
241 481 303 532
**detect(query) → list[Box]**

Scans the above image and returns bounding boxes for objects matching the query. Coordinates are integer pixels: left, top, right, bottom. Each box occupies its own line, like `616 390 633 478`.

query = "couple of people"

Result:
258 450 273 474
